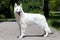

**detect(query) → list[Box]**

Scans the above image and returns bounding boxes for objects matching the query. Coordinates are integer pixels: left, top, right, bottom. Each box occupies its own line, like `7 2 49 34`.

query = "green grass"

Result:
47 18 60 31
0 19 16 22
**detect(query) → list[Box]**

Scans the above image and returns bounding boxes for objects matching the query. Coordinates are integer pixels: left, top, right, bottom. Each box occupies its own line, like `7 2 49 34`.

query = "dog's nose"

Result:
17 11 21 13
19 11 21 13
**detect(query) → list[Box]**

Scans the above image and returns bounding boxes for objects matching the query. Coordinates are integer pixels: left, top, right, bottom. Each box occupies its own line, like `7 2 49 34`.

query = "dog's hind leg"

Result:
43 20 51 37
39 18 51 37
43 29 49 37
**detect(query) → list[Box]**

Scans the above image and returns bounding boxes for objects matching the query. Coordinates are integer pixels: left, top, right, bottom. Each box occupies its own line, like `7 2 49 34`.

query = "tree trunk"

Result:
43 0 49 18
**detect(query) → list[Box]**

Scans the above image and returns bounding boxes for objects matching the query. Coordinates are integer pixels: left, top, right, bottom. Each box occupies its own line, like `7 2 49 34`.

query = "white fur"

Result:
14 3 51 38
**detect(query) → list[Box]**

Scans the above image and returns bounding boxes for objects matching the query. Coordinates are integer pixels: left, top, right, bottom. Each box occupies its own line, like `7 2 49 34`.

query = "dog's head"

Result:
14 3 23 14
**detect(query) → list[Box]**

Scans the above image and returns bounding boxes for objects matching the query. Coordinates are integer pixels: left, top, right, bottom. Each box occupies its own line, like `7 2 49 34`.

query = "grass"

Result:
47 18 60 31
48 12 60 31
0 19 16 22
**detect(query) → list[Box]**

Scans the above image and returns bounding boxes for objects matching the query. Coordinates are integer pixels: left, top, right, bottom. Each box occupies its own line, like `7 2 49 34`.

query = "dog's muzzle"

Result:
17 11 21 15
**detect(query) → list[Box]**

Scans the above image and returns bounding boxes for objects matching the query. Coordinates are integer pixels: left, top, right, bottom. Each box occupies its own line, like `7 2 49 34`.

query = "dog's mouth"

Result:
17 12 21 15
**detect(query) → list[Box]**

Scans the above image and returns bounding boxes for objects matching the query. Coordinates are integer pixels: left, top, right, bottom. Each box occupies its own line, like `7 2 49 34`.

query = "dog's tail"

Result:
43 19 52 33
42 16 52 34
45 23 52 34
47 27 52 33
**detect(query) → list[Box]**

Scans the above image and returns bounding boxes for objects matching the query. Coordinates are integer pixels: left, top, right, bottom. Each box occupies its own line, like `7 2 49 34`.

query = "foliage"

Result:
49 0 56 11
21 0 44 13
0 0 60 19
0 14 5 19
49 0 60 11
54 0 60 11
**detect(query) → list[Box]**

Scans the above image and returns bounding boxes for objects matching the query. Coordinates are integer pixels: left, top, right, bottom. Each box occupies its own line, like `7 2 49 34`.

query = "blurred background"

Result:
0 0 60 30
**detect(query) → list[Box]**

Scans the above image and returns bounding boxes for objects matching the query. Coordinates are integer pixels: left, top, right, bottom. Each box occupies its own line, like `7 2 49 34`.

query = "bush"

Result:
0 14 5 19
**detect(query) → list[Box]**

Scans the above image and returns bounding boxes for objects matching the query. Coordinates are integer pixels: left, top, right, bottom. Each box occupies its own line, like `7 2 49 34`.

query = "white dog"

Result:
14 3 52 38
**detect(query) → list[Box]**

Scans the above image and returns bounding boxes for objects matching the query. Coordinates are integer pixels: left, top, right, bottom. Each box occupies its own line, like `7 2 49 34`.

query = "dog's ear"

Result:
15 3 17 7
20 4 22 7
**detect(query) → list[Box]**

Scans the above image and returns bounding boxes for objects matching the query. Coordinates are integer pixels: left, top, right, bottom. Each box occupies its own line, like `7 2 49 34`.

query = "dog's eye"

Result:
17 9 18 10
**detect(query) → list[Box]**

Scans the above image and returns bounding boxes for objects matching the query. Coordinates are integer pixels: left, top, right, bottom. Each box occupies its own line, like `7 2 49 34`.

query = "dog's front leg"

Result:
18 22 27 38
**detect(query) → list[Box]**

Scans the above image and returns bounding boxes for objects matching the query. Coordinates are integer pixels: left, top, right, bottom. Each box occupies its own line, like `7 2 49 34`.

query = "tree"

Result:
0 0 11 18
43 0 49 18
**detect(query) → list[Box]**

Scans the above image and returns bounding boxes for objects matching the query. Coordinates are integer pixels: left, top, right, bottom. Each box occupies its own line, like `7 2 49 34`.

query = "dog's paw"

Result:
17 35 24 38
19 36 24 38
43 35 48 37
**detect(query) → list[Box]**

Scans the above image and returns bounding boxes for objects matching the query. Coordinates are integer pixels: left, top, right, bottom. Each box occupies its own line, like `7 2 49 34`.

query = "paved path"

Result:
0 22 60 40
